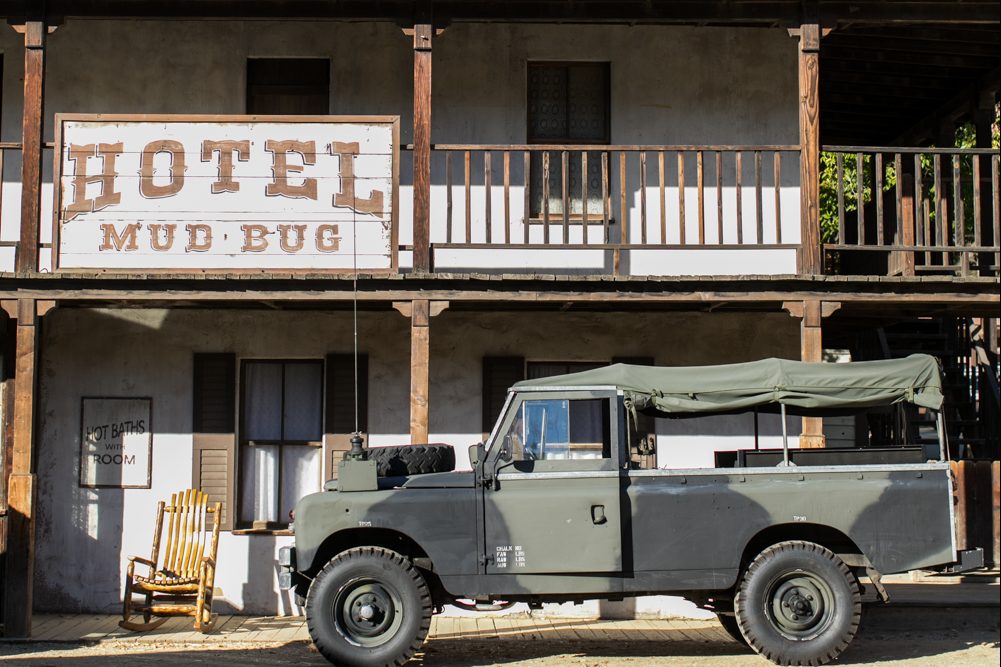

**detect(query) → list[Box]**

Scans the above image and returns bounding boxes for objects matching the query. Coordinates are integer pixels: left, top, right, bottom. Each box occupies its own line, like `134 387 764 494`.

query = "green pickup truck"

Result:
279 355 981 667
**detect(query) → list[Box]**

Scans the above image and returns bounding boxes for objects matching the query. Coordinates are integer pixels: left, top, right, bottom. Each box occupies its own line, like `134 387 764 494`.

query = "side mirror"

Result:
468 442 485 468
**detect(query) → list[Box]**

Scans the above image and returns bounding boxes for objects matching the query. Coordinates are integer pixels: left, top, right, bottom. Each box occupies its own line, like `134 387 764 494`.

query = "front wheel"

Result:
734 541 860 666
306 547 432 667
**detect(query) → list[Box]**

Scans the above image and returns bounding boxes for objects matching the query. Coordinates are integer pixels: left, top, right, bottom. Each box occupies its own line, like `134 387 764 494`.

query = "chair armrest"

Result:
201 556 216 568
128 556 156 568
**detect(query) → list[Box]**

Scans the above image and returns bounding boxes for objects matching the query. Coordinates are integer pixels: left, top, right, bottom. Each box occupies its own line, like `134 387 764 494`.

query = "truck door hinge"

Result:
478 554 494 567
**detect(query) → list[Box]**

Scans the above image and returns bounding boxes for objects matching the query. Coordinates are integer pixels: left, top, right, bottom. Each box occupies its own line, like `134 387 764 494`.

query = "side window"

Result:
502 398 611 461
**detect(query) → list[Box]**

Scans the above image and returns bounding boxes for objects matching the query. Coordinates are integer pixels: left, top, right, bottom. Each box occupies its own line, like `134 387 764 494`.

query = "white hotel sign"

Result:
54 115 399 272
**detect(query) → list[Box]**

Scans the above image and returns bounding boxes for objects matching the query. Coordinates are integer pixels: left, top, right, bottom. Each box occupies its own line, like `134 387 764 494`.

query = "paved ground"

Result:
1 581 997 666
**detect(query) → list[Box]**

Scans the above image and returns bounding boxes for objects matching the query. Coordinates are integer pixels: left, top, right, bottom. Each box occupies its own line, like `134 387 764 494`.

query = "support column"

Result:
410 299 430 444
797 20 822 275
785 299 840 449
800 300 825 448
3 299 40 637
411 18 433 273
15 21 46 274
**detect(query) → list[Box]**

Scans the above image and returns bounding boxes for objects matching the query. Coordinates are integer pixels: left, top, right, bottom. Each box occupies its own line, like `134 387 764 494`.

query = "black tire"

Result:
716 613 749 646
306 547 432 667
734 541 861 666
368 444 455 477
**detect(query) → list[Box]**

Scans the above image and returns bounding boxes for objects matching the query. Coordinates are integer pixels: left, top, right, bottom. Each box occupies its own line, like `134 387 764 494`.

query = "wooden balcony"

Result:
0 140 998 280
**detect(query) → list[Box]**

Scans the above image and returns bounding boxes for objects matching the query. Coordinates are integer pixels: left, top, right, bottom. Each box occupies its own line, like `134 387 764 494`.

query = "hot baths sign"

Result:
54 115 400 271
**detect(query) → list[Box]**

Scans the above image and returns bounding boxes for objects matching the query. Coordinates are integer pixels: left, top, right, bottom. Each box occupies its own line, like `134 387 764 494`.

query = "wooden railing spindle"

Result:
854 153 864 245
464 150 471 243
619 151 628 247
542 151 550 244
774 151 782 243
658 151 666 244
894 153 903 243
934 153 943 264
484 151 492 244
678 152 686 245
640 151 648 244
503 151 511 244
754 151 763 244
953 154 965 274
735 151 743 244
836 152 845 243
715 151 723 244
445 151 453 244
523 151 531 244
697 150 705 244
875 153 884 245
562 150 570 245
602 151 610 244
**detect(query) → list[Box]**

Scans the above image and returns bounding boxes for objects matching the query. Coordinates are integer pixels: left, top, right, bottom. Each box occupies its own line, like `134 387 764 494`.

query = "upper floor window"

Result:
246 58 330 115
527 62 610 219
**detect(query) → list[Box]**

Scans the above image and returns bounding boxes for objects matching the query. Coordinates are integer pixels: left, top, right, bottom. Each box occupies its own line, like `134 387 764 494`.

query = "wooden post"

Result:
410 299 431 445
411 19 433 273
797 21 822 275
800 299 825 448
16 21 46 274
3 299 40 637
785 299 839 449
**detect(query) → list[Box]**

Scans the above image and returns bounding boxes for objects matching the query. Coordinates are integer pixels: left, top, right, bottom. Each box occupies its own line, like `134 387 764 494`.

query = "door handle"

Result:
591 504 607 525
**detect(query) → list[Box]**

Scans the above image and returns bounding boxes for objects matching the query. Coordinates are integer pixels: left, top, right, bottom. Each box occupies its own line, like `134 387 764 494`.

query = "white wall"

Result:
35 307 800 614
1 20 800 274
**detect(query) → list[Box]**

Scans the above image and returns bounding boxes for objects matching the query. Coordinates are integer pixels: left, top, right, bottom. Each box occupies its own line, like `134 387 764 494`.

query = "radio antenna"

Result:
352 201 360 436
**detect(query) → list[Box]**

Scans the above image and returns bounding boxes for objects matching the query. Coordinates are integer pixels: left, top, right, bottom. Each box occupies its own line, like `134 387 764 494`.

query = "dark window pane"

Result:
247 58 330 115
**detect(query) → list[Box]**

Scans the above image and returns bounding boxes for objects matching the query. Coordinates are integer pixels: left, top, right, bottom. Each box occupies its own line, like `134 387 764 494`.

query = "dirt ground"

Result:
1 626 998 667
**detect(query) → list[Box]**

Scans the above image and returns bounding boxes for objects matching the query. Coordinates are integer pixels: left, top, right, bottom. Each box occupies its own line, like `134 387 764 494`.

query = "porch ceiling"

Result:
820 24 1000 146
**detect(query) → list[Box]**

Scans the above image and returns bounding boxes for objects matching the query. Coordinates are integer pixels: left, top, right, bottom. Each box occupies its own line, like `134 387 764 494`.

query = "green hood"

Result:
513 354 944 417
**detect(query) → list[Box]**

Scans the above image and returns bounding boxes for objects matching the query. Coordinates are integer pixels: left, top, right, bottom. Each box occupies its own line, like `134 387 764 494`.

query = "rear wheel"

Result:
306 547 432 667
734 541 860 666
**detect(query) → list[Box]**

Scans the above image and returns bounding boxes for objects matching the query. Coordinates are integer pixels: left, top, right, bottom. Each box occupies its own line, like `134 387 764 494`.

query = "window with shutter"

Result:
192 353 236 531
238 359 323 529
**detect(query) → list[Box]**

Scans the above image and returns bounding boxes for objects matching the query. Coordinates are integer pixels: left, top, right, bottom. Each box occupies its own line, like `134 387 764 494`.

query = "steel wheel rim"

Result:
333 578 404 647
765 570 836 640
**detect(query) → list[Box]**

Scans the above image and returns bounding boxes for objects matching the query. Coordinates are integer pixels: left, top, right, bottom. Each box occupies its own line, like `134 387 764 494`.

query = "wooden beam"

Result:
411 19 433 274
410 298 430 445
3 298 40 637
798 21 822 275
15 22 46 275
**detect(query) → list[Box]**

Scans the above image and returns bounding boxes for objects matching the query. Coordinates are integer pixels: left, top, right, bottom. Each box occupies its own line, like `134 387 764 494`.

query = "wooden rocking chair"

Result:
120 489 222 632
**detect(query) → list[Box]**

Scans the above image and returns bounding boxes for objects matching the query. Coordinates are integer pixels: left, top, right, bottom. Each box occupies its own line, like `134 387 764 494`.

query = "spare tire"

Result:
367 444 455 477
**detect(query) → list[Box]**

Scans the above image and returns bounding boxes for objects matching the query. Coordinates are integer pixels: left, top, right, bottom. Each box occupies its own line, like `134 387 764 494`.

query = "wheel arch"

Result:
740 522 864 571
305 527 432 577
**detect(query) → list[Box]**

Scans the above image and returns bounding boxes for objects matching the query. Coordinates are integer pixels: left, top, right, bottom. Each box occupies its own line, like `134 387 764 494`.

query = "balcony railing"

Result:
423 144 802 275
822 146 1000 277
1 139 998 279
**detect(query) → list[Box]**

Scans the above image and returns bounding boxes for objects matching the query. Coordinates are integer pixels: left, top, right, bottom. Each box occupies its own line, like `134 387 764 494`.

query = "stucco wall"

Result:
34 306 799 614
0 20 800 272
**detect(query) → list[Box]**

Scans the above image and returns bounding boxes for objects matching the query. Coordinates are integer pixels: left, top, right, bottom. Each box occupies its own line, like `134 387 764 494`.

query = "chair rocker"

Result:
120 489 222 633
